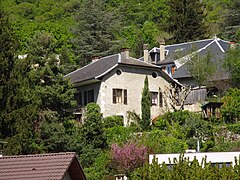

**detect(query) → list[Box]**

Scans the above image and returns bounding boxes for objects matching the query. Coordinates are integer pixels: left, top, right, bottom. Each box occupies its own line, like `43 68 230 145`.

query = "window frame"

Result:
113 88 127 105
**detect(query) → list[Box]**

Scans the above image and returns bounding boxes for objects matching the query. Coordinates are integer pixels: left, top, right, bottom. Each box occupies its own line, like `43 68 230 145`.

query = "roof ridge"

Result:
165 38 215 47
64 54 119 78
1 152 76 159
128 57 159 67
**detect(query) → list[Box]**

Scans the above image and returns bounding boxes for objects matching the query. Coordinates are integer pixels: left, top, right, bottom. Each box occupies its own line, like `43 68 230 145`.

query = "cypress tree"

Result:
141 76 151 131
167 0 208 43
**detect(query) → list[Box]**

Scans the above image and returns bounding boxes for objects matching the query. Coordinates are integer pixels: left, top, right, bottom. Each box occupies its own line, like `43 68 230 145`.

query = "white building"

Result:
149 152 240 167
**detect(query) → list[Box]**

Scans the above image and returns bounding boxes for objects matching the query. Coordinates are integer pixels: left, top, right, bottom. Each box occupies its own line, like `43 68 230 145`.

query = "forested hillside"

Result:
2 0 240 64
1 0 240 179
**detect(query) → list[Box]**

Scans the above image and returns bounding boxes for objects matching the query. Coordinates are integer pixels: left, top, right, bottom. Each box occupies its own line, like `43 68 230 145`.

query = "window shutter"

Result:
159 91 163 107
113 89 116 104
124 89 127 105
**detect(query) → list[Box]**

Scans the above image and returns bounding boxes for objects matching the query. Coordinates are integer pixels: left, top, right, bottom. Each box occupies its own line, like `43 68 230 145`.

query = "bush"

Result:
138 130 187 154
103 115 124 128
110 142 148 175
221 88 240 123
105 126 137 145
227 123 240 134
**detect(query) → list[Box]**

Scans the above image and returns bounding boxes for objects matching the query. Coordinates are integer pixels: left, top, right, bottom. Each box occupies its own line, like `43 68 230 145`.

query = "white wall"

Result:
149 152 240 166
98 66 171 125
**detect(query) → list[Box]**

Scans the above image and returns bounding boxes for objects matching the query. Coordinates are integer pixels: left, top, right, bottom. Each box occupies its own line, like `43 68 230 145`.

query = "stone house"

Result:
65 48 179 125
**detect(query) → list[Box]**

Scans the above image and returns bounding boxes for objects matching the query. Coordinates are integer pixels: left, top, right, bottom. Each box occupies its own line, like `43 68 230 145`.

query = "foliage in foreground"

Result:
130 155 240 180
221 88 240 123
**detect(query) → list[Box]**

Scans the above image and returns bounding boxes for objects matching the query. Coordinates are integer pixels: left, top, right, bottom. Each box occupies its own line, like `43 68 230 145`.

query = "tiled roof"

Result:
0 152 86 180
65 53 166 84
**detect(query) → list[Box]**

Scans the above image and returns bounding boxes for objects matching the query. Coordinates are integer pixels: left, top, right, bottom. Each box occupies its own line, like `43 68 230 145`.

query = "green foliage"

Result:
139 130 187 154
71 0 121 66
167 0 208 43
221 88 240 123
2 0 76 55
105 126 137 146
227 123 240 134
103 115 124 129
224 46 240 84
84 151 112 180
141 76 151 131
79 103 106 167
186 51 217 87
130 155 240 179
153 111 214 151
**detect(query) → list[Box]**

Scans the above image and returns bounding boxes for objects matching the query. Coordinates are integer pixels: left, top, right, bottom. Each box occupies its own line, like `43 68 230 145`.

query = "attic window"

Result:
152 72 158 78
116 69 122 75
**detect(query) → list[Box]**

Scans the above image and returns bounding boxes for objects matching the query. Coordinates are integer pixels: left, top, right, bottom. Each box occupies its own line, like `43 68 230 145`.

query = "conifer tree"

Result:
27 31 76 121
79 103 106 167
141 76 151 131
71 0 121 66
167 0 208 43
0 6 38 154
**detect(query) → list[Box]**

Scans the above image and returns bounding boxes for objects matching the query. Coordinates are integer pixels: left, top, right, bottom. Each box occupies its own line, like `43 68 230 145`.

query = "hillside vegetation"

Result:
1 0 240 179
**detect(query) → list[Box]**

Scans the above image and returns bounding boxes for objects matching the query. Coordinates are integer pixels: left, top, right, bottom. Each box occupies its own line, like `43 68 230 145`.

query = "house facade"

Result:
65 49 178 125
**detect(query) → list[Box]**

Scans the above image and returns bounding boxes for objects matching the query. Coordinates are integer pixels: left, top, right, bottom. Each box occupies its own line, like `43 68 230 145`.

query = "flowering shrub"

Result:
111 142 148 174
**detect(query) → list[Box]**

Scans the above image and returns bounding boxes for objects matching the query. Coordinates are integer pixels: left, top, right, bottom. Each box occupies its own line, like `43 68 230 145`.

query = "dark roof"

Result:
0 152 86 180
65 52 176 84
143 37 230 81
148 37 230 65
172 39 230 79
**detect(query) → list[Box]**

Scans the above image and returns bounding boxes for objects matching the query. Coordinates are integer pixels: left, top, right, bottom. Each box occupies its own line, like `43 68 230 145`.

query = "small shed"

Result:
202 102 223 119
0 152 86 180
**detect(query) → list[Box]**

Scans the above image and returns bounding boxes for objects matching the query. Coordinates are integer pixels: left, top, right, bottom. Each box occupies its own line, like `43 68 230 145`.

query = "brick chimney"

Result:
143 44 148 63
159 40 165 62
121 48 129 59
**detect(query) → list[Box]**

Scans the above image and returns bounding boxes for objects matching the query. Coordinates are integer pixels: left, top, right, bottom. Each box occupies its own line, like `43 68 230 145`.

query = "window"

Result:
151 92 158 106
116 69 122 75
152 72 158 78
113 89 127 104
84 89 94 105
75 92 82 106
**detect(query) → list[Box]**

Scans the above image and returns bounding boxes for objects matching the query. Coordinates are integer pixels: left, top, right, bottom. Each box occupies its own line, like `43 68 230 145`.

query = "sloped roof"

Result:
144 37 230 81
149 37 230 65
65 52 174 84
0 152 86 180
172 38 230 80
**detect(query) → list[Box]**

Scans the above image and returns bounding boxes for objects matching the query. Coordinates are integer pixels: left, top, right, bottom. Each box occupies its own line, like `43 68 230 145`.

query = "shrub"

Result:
103 115 124 128
110 142 148 174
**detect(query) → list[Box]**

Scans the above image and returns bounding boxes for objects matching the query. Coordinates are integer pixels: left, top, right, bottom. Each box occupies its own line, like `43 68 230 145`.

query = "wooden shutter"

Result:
159 91 163 107
124 89 127 105
113 89 116 104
